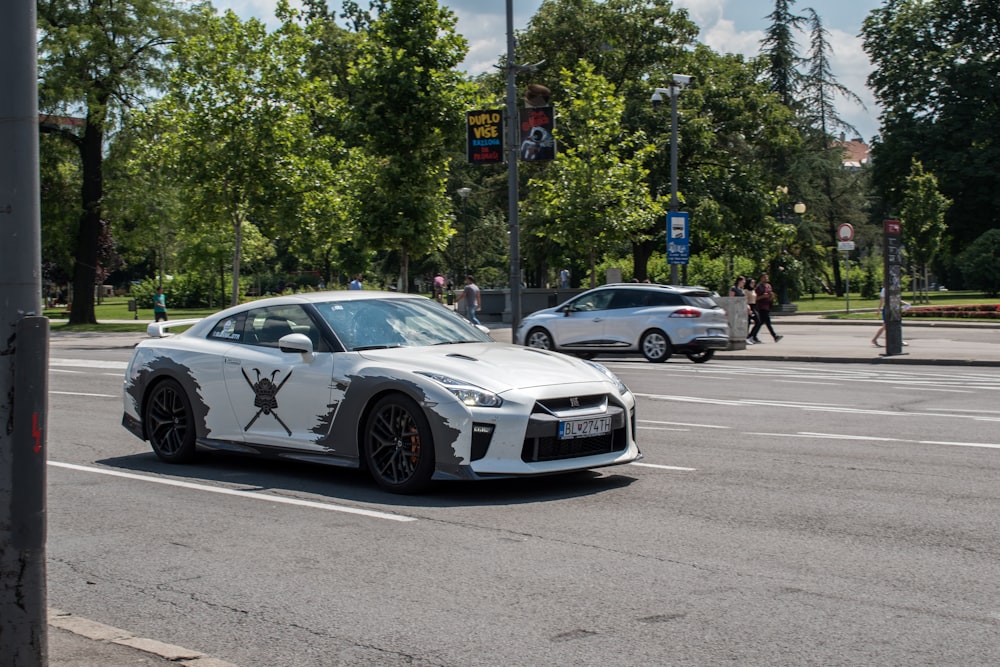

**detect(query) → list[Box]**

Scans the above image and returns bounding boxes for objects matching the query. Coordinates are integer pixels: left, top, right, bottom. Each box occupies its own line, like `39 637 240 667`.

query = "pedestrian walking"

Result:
748 272 782 343
153 287 168 322
872 286 910 347
745 277 759 343
349 274 363 290
455 275 481 325
433 272 446 303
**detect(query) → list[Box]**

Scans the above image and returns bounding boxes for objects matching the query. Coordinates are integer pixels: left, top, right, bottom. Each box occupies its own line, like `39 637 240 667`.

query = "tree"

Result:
344 0 469 292
37 0 198 323
799 8 865 141
760 0 806 109
135 4 348 305
900 159 950 302
527 64 659 287
958 229 1000 297
863 0 1000 262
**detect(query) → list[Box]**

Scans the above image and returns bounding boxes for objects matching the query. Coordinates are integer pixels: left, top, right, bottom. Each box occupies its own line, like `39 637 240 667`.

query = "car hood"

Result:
357 342 611 393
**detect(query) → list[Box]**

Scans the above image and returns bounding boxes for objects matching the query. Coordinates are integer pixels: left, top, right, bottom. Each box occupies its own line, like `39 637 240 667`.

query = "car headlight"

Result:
415 372 503 408
584 360 630 395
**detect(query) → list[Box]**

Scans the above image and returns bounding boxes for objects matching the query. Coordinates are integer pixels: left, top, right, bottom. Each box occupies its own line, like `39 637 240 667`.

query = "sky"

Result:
212 0 883 141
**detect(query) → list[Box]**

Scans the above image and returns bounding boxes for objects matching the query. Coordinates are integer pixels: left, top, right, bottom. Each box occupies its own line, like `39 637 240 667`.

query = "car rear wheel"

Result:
686 350 715 363
525 327 555 350
145 378 197 463
364 394 435 494
640 330 672 363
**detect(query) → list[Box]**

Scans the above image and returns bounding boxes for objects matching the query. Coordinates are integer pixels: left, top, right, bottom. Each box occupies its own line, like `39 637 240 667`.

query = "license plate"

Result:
707 328 725 336
558 416 612 440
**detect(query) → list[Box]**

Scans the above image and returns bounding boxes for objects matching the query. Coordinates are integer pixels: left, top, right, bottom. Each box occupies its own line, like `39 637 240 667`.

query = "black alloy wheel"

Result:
364 394 435 494
145 378 197 463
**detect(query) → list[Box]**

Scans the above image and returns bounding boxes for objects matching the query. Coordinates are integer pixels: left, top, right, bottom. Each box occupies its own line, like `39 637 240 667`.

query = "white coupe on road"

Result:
122 291 641 493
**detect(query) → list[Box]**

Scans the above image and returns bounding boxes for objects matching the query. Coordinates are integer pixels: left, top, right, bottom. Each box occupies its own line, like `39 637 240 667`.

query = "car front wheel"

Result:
525 327 555 350
640 330 672 363
145 378 197 463
363 394 435 494
686 349 715 363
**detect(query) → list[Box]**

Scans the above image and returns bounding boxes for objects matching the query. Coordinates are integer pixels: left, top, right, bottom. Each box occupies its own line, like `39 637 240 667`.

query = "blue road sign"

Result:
667 212 689 265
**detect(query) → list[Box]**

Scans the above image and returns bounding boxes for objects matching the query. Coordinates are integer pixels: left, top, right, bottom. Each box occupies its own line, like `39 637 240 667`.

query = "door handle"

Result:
224 357 241 365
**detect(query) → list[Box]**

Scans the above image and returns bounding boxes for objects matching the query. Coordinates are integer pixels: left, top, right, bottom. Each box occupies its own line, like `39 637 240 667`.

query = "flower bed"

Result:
904 304 1000 319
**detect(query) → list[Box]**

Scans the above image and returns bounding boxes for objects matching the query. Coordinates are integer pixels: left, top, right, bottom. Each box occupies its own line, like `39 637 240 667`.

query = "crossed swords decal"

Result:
242 367 293 436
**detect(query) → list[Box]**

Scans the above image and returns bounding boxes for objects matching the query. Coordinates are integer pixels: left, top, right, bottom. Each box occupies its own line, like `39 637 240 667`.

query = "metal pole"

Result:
844 251 850 313
505 0 522 332
1 0 49 664
669 85 680 286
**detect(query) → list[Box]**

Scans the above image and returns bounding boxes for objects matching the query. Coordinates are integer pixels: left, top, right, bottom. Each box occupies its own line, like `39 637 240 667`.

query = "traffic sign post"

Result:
837 224 855 313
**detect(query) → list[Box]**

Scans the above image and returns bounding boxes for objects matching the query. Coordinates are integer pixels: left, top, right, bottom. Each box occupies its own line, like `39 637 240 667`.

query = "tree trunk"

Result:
631 238 655 282
400 247 410 293
69 116 104 325
231 216 242 307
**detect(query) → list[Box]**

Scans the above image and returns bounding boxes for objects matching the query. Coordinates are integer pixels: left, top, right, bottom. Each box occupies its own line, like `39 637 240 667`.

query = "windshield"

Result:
314 298 493 351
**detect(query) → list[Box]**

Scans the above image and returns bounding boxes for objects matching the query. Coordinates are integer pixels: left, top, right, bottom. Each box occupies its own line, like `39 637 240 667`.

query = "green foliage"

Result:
527 63 660 287
958 229 1000 297
863 0 1000 254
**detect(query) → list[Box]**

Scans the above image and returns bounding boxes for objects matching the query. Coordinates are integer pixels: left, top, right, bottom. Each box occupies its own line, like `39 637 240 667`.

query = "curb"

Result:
49 608 240 667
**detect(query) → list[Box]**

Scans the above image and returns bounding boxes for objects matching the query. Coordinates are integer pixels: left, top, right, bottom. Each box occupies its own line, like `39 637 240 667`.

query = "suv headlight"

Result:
415 372 503 407
584 360 630 395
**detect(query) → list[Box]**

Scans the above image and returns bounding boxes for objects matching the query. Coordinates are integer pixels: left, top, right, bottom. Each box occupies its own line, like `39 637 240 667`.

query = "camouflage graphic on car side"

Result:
125 351 210 441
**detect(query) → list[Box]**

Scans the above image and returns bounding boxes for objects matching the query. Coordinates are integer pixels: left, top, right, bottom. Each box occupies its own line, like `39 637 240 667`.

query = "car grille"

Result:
521 394 629 463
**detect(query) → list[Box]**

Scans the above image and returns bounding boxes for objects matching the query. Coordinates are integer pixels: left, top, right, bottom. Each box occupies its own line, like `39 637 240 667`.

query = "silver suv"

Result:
514 284 730 363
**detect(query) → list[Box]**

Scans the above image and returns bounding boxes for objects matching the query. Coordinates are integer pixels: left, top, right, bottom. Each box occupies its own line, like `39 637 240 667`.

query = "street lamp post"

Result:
457 187 471 279
652 74 692 286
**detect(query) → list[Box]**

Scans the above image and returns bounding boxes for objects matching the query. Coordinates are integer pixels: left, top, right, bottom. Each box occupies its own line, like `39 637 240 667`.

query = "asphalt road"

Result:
44 332 1000 666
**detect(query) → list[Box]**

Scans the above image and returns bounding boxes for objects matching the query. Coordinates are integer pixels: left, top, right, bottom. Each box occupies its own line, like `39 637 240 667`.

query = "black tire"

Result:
525 327 555 351
145 378 197 463
640 330 672 363
686 349 715 364
363 394 435 494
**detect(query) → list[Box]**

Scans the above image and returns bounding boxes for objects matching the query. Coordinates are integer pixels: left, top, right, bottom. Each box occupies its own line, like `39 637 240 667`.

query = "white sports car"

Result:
122 291 641 493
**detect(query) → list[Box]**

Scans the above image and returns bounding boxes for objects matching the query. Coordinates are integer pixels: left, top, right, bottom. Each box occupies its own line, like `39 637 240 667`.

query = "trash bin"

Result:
127 299 138 320
548 292 558 307
446 292 454 306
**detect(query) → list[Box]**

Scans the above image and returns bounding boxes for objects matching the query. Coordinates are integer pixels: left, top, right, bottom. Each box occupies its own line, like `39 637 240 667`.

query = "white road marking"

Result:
48 461 416 522
747 431 1000 450
50 390 117 398
631 462 697 472
892 386 974 394
51 357 128 370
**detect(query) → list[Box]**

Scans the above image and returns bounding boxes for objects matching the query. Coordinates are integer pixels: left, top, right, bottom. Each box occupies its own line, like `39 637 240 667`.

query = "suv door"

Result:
554 289 616 348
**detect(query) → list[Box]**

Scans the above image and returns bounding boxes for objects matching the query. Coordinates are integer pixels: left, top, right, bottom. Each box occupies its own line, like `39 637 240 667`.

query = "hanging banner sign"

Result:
466 110 503 164
667 212 690 265
519 106 556 162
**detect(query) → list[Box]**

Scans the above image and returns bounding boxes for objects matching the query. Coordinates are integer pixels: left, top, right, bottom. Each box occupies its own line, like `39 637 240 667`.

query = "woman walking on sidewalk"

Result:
748 272 782 343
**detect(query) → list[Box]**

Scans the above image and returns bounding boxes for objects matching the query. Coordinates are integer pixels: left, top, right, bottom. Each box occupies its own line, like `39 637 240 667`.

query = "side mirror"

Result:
278 333 315 360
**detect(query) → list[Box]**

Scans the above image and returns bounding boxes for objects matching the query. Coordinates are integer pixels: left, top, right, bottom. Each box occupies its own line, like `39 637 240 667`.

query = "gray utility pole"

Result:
1 0 50 665
505 0 522 334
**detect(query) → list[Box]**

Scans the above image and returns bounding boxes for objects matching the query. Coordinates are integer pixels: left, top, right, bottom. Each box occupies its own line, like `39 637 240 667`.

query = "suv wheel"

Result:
526 327 555 350
686 350 715 364
640 330 672 363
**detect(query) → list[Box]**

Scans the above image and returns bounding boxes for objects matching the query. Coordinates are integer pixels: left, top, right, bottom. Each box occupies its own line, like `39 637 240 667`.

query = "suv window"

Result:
647 292 685 307
609 289 650 309
682 294 720 309
570 290 615 312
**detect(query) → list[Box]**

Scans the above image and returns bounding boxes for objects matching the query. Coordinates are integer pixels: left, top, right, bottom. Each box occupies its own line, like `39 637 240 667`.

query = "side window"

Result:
649 292 684 308
243 305 327 351
609 289 646 309
572 290 614 312
208 313 247 343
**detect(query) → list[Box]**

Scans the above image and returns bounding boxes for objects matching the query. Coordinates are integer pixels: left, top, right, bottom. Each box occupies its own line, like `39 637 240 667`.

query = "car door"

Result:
222 305 335 451
603 288 654 347
553 289 616 348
